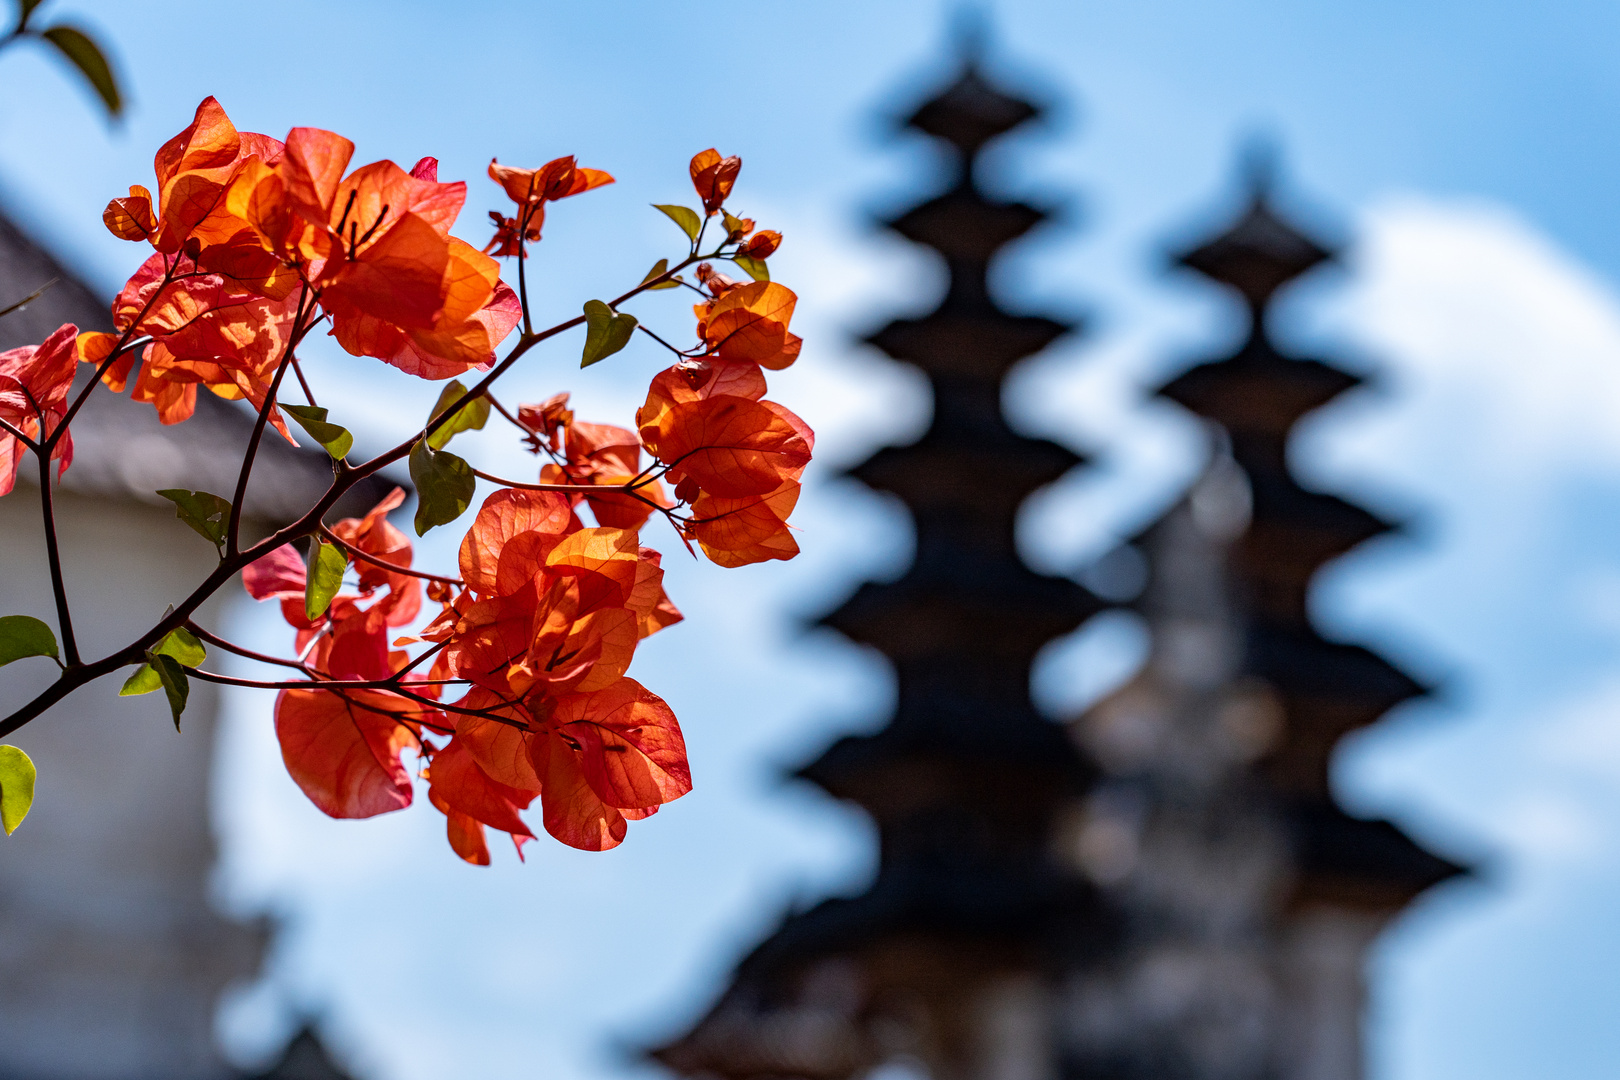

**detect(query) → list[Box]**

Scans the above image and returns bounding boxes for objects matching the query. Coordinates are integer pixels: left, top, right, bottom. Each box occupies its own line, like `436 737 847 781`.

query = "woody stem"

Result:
0 251 727 738
517 205 536 338
316 525 464 585
226 285 314 558
37 427 78 667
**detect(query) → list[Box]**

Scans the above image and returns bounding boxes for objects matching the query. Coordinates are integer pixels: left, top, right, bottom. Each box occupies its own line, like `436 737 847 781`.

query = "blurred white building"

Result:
0 210 382 1080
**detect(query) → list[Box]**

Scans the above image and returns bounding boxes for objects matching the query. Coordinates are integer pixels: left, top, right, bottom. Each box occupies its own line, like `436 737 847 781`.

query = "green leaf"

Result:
119 664 160 696
156 489 231 550
732 253 770 282
40 25 121 118
408 440 475 536
119 628 206 697
653 204 701 242
0 615 58 667
157 626 206 667
639 258 681 291
281 404 354 460
151 653 189 732
425 380 490 451
580 300 638 368
0 745 36 835
305 540 347 621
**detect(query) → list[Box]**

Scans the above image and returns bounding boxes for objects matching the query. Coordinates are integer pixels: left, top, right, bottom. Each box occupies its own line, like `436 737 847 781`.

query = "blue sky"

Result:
6 2 1620 1078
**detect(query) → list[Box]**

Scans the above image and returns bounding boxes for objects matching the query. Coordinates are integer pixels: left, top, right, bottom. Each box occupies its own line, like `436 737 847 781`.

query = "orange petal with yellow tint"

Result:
688 480 802 567
460 488 575 596
280 127 355 219
550 677 691 810
103 185 157 241
652 396 811 498
273 688 417 819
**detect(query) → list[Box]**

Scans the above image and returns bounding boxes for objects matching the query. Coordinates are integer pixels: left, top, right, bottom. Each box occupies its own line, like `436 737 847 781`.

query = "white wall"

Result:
0 485 264 1080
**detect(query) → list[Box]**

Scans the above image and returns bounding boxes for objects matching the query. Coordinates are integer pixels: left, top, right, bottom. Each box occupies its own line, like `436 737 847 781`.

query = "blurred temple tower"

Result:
653 44 1110 1080
651 37 1467 1080
1061 168 1467 1079
0 212 371 1079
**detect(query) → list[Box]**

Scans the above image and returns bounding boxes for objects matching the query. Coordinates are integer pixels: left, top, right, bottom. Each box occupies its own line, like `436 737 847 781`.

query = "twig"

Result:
317 525 464 585
0 278 56 320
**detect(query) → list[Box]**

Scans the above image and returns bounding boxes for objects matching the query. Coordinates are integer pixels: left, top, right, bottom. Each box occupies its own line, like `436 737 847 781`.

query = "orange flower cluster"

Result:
246 486 688 858
92 97 521 424
2 100 810 863
0 324 78 496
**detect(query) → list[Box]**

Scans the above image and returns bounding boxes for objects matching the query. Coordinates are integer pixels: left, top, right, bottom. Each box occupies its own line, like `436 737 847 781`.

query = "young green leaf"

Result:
731 253 770 282
119 664 160 696
281 404 354 460
0 745 37 836
157 626 206 668
305 539 347 621
425 380 491 451
653 204 701 242
639 259 682 291
156 489 232 550
581 300 638 368
151 653 189 732
40 25 121 118
409 440 476 536
118 628 207 697
0 615 59 667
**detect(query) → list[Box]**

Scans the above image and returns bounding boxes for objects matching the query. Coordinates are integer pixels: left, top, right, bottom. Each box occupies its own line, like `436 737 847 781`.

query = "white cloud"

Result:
1312 196 1620 481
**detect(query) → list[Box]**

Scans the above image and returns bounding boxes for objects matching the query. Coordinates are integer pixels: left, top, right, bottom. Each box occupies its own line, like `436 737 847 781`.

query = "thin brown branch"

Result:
0 247 729 739
184 623 312 672
36 434 77 666
0 278 56 320
316 525 464 585
226 285 314 558
0 414 36 450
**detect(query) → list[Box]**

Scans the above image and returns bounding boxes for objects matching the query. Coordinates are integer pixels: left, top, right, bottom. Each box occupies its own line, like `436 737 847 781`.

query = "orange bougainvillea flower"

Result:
539 419 671 530
454 676 690 851
102 185 158 242
101 97 286 258
482 210 539 258
689 149 741 216
628 358 811 567
455 488 579 597
418 487 681 743
427 736 537 865
108 250 301 430
517 391 574 453
488 155 614 209
328 487 423 628
686 479 802 567
741 230 782 260
698 281 801 370
641 395 812 499
214 130 510 375
328 241 522 379
433 526 647 700
635 359 766 437
0 323 79 496
274 687 430 819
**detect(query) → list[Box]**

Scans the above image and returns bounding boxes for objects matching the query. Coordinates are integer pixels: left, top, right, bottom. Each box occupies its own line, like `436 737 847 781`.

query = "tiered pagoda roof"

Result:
1156 176 1464 912
652 55 1107 1080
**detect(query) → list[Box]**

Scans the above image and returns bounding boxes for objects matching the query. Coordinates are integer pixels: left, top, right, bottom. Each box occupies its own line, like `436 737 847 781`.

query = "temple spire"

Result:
1064 154 1466 1079
652 45 1104 1080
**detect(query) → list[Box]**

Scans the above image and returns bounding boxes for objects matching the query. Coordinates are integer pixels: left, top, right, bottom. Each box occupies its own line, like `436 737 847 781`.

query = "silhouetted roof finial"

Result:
1173 148 1335 309
903 22 1040 156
